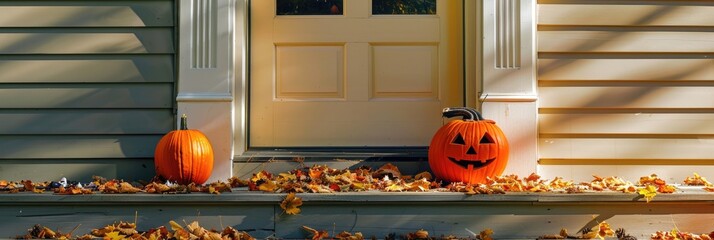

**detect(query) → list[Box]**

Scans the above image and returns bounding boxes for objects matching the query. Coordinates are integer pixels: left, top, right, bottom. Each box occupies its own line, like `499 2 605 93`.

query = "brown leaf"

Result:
406 229 429 240
414 171 433 181
228 176 250 188
335 231 364 240
99 180 120 193
54 185 92 195
222 226 256 240
144 182 172 194
372 163 401 179
280 192 303 215
119 182 142 193
21 180 42 193
479 229 494 240
302 226 329 240
206 181 232 194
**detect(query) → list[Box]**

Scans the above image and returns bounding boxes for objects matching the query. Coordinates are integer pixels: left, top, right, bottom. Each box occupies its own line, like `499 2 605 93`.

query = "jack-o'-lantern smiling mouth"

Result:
448 157 496 169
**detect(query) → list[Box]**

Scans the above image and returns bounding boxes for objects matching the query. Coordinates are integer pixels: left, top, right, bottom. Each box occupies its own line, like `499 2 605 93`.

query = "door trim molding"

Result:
178 0 239 182
480 0 538 177
177 93 233 102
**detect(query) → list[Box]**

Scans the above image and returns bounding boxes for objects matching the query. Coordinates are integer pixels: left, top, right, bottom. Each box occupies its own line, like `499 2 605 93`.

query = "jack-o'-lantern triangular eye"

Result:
452 133 466 145
480 132 495 144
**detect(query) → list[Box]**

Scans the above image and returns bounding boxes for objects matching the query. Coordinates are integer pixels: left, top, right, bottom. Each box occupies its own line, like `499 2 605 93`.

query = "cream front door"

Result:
250 0 463 147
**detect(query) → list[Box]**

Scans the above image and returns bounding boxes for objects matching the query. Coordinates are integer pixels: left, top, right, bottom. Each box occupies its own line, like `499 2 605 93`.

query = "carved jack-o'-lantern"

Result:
428 107 509 184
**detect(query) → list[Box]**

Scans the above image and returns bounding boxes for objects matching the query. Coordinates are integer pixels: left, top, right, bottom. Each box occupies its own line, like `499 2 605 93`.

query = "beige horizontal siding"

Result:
537 0 714 177
538 31 714 53
539 86 714 108
539 4 714 27
539 138 714 159
0 56 174 83
0 30 174 54
540 113 714 135
539 164 714 183
538 59 714 80
0 1 173 27
0 109 172 134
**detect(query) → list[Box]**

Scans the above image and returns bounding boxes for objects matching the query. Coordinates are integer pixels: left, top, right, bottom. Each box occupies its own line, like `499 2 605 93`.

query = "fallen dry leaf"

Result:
302 226 329 240
280 192 303 215
405 229 429 240
372 163 401 179
595 222 615 240
479 228 494 240
414 171 433 181
119 182 142 193
205 181 232 194
258 180 278 192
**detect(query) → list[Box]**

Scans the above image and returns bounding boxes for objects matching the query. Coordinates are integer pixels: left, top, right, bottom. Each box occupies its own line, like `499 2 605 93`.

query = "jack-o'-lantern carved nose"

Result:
467 146 477 155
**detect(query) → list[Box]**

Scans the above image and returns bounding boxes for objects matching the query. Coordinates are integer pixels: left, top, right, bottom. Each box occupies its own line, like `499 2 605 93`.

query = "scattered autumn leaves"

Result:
300 226 493 240
18 220 255 240
245 164 686 199
0 165 707 210
0 176 241 195
7 166 714 240
539 222 616 240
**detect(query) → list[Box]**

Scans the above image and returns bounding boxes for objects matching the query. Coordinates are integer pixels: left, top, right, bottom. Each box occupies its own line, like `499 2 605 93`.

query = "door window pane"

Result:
276 0 343 15
372 0 436 15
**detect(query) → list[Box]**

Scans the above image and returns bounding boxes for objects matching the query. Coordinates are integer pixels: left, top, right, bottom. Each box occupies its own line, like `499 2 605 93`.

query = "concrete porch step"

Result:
2 189 714 239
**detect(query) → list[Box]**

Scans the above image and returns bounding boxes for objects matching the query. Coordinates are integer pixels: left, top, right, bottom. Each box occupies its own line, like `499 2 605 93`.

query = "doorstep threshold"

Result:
236 147 429 162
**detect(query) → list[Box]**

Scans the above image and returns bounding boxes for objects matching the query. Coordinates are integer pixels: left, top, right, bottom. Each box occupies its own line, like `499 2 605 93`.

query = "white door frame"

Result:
176 0 538 181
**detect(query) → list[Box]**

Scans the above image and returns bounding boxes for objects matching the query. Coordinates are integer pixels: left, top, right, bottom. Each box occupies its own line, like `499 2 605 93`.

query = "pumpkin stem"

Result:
442 107 484 121
180 114 188 130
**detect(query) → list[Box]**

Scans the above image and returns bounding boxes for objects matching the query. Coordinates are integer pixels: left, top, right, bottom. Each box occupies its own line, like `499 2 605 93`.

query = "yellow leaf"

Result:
637 185 658 203
279 173 297 181
104 231 125 240
669 228 679 239
258 181 278 192
169 220 184 231
384 183 404 192
280 192 303 215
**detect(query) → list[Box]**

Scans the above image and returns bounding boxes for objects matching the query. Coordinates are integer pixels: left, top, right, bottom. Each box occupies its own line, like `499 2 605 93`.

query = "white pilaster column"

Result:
177 0 237 182
481 0 538 176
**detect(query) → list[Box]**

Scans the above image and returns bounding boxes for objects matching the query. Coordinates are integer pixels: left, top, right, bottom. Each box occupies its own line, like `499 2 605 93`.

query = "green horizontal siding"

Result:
0 158 155 181
0 0 175 182
0 83 173 108
0 109 173 134
0 29 174 54
0 55 174 83
0 135 162 159
0 1 174 27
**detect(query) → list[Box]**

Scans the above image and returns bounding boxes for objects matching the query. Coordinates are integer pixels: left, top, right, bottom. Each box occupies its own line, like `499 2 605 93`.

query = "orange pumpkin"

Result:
154 114 214 184
428 107 509 184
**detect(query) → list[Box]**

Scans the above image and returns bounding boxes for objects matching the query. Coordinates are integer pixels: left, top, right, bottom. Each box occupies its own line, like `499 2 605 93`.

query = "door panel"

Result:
250 0 462 147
